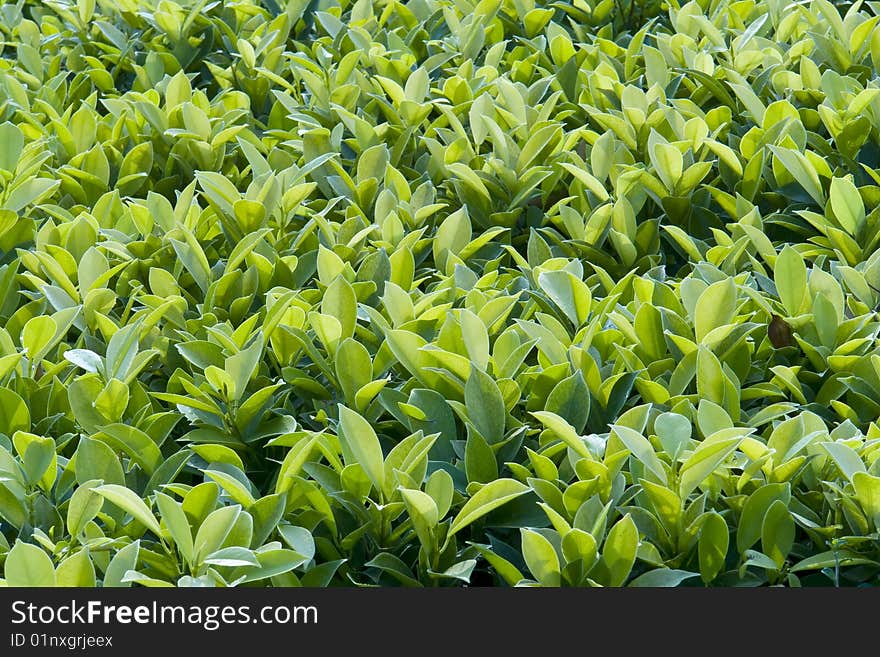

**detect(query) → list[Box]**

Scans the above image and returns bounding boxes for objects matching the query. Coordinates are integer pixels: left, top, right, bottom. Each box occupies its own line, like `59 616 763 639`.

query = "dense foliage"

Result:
0 0 879 587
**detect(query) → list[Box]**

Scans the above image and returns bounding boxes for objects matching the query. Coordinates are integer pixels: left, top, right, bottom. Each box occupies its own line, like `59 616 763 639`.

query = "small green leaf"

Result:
629 569 698 587
530 411 591 459
56 549 96 587
822 442 866 483
561 528 598 573
400 488 439 552
465 366 506 444
761 500 795 568
93 484 162 536
737 483 791 555
698 512 729 584
67 480 104 540
521 529 561 586
338 405 386 495
156 492 194 564
103 541 140 588
600 514 638 587
21 315 58 366
853 472 880 528
5 541 56 587
775 246 808 317
0 122 24 171
694 278 736 342
465 427 498 485
537 270 592 326
679 433 745 499
612 425 666 484
829 176 865 236
449 479 530 536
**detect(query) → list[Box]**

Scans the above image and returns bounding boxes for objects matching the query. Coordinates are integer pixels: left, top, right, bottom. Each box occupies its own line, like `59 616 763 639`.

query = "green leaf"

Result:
471 544 525 586
338 405 386 495
93 484 162 536
56 549 96 587
852 472 880 528
204 469 256 507
537 270 592 326
93 424 162 476
530 411 591 459
365 552 422 587
650 140 683 192
335 338 372 405
67 479 104 540
0 122 24 171
204 546 259 568
790 551 876 573
322 276 357 340
400 488 439 552
465 427 498 484
459 310 489 371
629 569 698 587
821 442 866 483
761 500 795 568
170 236 212 294
464 366 506 444
545 372 590 433
521 529 561 586
5 178 61 213
768 146 824 205
561 528 598 573
5 541 56 587
612 425 667 484
0 388 30 436
449 479 530 536
156 492 194 564
600 514 639 587
694 278 736 342
75 436 125 486
103 541 140 588
225 338 263 403
425 469 454 519
698 512 729 584
639 480 681 531
774 246 808 317
433 208 471 271
16 432 56 489
21 315 58 365
275 436 317 494
193 505 242 566
105 321 141 381
736 483 791 555
679 433 745 499
829 176 865 235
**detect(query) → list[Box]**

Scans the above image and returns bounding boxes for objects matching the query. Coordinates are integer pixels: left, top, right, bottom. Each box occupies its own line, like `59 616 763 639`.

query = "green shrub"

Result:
0 0 879 587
